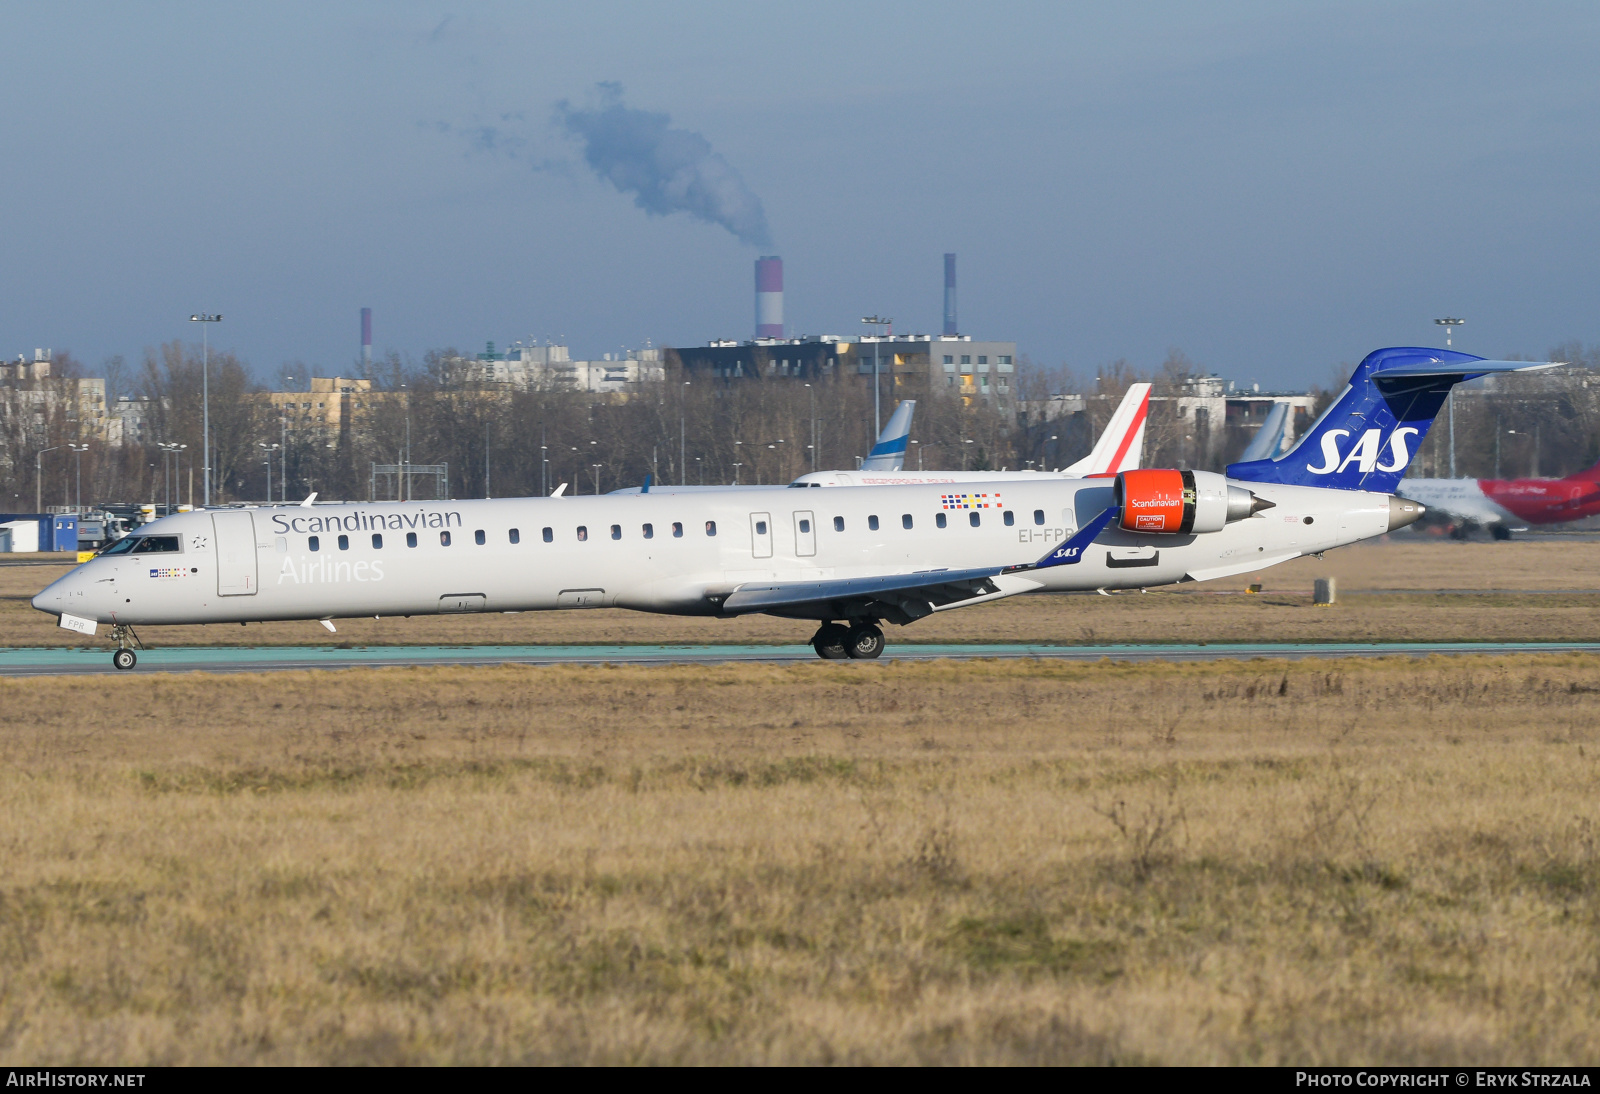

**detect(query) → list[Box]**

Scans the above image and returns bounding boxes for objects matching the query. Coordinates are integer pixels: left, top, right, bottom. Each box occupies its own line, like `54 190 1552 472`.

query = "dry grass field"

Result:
6 537 1600 648
1 655 1598 1064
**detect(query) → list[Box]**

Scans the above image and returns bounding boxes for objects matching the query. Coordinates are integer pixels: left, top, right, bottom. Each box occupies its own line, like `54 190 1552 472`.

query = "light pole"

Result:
680 380 690 485
68 444 89 510
910 439 921 471
259 443 279 503
400 382 410 501
732 462 742 485
591 463 602 495
190 313 222 506
806 382 816 471
281 375 293 503
1435 318 1464 477
862 316 892 434
35 445 65 513
157 443 186 514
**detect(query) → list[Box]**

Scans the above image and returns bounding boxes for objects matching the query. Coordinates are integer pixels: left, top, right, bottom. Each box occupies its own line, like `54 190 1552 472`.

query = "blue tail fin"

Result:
861 399 916 471
1227 348 1557 492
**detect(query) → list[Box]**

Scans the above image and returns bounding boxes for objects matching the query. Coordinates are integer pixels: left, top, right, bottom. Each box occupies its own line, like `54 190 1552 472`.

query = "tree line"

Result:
5 341 1599 511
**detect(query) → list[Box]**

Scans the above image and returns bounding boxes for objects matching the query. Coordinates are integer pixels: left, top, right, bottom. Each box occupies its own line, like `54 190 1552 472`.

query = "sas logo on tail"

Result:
1305 427 1419 475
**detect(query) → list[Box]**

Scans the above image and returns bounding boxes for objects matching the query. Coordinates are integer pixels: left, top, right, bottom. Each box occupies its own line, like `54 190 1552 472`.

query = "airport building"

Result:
665 335 1019 411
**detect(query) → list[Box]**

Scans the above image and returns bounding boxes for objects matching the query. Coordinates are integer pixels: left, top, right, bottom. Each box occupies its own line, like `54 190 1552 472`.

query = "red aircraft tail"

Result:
1562 458 1600 482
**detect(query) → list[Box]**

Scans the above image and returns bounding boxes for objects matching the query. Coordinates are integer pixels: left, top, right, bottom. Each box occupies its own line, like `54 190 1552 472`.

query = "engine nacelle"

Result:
1113 469 1273 534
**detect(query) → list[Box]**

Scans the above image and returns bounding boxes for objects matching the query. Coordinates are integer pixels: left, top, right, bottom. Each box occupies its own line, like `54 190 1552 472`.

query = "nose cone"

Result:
1388 496 1425 531
32 563 97 617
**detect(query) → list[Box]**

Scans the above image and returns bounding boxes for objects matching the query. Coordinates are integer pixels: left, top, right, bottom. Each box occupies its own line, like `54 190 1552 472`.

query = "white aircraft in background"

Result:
1237 401 1291 463
789 383 1150 487
36 348 1550 671
612 397 922 495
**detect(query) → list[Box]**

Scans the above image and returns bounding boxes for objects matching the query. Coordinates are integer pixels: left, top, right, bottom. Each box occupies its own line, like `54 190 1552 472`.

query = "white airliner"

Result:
32 349 1546 670
789 384 1150 487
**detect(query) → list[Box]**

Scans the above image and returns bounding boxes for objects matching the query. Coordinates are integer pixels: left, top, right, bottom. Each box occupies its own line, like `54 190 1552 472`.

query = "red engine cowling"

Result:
1115 469 1191 533
1113 469 1271 534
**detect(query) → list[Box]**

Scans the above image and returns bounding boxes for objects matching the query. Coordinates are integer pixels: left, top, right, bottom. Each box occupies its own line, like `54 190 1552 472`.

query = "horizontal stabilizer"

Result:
1228 348 1560 493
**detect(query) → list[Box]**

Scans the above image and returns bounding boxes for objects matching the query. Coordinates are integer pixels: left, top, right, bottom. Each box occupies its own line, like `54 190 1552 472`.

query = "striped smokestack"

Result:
361 307 372 365
755 256 783 339
942 253 957 336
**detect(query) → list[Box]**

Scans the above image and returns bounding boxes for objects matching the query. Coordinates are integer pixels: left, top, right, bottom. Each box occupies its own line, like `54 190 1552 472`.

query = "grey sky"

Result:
3 1 1597 388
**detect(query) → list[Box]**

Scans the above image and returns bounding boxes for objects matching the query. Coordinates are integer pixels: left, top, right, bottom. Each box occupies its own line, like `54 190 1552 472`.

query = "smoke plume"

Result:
557 83 772 248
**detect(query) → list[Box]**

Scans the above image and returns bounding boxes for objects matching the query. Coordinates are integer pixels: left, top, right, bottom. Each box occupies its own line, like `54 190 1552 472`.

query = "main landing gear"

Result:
811 621 885 660
109 624 143 671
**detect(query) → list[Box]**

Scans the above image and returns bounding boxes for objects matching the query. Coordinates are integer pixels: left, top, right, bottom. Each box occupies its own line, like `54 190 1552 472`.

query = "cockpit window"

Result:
102 534 181 555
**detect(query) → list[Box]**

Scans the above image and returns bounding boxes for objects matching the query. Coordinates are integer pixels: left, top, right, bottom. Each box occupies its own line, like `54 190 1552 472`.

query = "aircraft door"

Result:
794 511 816 557
750 512 773 559
212 511 258 596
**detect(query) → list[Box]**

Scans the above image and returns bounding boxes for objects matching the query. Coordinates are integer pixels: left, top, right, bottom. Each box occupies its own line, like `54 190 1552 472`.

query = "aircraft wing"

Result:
718 566 1002 620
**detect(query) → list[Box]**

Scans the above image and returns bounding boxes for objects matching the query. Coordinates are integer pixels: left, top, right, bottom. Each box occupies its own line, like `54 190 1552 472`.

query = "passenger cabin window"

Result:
706 521 717 536
308 536 320 552
509 528 520 544
1004 510 1015 527
672 522 683 538
440 530 452 546
936 513 947 528
868 515 880 531
1033 510 1045 526
474 529 486 545
970 512 981 528
372 533 383 549
406 532 418 548
833 516 845 532
338 534 349 551
902 514 913 529
577 526 588 542
642 523 653 539
610 524 621 540
542 527 553 543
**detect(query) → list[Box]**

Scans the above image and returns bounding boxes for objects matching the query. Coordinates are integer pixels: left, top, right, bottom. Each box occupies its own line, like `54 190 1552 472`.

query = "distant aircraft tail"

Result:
1238 402 1290 463
1061 383 1150 476
1227 348 1558 493
1561 458 1600 482
861 399 916 471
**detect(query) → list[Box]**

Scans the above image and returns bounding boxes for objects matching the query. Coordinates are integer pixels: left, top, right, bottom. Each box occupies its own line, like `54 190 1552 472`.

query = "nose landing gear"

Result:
810 621 885 660
108 624 143 671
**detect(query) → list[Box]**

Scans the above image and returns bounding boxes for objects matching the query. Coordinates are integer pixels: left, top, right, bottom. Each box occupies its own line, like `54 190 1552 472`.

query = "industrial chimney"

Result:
361 307 372 365
943 253 957 336
755 256 783 339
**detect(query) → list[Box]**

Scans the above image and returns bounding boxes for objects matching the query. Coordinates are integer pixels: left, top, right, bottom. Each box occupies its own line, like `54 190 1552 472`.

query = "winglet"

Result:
299 491 318 508
551 483 568 498
1006 506 1119 573
641 473 652 494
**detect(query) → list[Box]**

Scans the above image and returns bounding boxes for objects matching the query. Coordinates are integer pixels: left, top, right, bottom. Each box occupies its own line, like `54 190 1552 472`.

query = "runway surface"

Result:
3 640 1599 676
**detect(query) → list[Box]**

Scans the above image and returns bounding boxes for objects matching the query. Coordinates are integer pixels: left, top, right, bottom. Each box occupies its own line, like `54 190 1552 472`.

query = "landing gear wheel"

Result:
845 623 885 660
812 622 850 660
112 648 137 671
1491 525 1513 541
